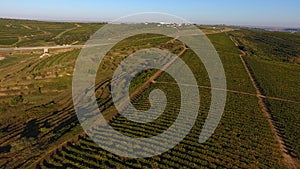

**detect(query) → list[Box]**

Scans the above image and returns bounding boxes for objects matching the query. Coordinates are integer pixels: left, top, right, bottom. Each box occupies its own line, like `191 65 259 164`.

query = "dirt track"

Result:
154 81 300 105
119 44 188 111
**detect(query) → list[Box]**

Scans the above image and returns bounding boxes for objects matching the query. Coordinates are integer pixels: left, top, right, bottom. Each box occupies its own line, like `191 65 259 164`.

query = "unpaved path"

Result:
54 24 81 39
154 81 300 104
119 45 187 110
21 24 32 30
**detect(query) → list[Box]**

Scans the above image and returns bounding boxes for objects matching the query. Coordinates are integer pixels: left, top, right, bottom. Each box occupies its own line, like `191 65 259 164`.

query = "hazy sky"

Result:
0 0 299 27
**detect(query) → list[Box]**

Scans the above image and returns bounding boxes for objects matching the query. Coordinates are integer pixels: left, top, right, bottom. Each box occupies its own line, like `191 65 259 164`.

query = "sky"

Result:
0 0 299 28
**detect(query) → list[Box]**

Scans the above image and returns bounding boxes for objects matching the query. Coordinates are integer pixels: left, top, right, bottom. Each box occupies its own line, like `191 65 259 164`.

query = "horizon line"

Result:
1 16 300 29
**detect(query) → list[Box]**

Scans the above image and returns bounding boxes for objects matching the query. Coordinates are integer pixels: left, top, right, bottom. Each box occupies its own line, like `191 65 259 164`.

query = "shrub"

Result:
11 95 24 105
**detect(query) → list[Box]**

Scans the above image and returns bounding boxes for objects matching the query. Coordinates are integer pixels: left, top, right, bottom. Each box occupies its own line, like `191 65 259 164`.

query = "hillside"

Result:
0 18 104 47
0 19 299 168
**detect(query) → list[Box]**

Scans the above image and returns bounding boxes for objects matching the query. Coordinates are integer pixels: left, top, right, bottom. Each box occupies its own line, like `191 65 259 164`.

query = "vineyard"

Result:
229 29 300 63
0 31 183 168
244 55 300 159
35 34 287 167
36 32 287 168
0 18 104 47
0 19 299 168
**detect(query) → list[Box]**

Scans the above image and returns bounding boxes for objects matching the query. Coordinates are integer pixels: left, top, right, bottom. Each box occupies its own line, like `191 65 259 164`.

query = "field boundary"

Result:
154 81 300 104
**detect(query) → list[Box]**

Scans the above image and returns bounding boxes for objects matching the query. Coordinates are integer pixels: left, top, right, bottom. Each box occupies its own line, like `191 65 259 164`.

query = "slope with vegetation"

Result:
0 18 104 47
0 19 299 168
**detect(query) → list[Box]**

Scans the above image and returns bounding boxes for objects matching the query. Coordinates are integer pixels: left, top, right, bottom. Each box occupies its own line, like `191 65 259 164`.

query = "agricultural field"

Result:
0 19 299 169
244 53 300 160
0 27 184 168
36 31 287 168
37 89 285 169
230 29 300 161
230 29 300 63
0 18 104 47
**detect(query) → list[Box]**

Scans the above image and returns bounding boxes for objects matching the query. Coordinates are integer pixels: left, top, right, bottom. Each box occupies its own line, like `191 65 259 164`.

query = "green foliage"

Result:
11 95 24 105
208 33 256 93
0 18 105 47
39 80 285 168
38 32 285 168
231 29 300 62
245 55 300 158
245 55 300 101
40 127 50 133
55 23 104 45
0 36 18 45
268 100 300 158
129 69 157 92
1 21 299 168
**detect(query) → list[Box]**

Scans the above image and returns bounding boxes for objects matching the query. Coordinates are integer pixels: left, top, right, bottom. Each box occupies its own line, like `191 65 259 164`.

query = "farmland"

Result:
244 52 300 160
229 29 300 161
230 29 300 63
0 18 104 47
0 19 299 168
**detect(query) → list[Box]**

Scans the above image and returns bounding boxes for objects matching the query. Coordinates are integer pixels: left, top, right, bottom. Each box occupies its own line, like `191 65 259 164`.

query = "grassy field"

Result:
0 19 299 168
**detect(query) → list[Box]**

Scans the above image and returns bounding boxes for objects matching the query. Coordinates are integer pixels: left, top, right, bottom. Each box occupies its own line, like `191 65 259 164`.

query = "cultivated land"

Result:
0 18 299 168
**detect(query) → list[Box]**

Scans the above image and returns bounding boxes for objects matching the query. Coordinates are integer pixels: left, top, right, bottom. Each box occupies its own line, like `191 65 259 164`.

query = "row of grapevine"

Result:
35 32 287 168
36 82 285 168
